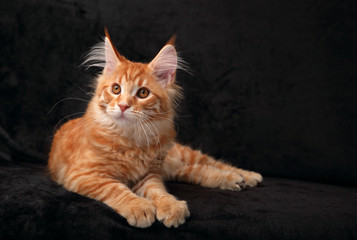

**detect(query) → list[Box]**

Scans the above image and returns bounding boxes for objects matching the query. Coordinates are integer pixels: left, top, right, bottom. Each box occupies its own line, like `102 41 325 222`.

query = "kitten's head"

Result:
84 29 184 132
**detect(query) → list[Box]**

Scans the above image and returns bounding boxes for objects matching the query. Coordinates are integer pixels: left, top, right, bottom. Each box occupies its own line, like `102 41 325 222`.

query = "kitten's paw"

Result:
155 196 190 228
121 197 156 228
220 172 246 191
241 171 263 187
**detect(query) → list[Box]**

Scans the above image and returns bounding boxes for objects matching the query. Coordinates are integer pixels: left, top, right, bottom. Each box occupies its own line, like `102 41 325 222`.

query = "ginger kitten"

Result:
48 29 262 228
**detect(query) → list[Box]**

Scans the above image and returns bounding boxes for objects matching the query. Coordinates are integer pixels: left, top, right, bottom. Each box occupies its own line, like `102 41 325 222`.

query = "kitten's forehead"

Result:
117 71 147 87
111 63 163 92
97 61 165 98
117 63 150 84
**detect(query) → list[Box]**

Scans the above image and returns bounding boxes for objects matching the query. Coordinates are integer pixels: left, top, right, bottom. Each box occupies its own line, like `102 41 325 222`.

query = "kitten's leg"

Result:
162 143 263 189
64 170 155 228
163 156 246 191
133 173 190 228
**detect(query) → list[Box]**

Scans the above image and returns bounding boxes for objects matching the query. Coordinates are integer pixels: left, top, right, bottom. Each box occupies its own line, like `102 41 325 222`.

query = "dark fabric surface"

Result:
1 0 357 239
1 0 356 185
0 162 356 240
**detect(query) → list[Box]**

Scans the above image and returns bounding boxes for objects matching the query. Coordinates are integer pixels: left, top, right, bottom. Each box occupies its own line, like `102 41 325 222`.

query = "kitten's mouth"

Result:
107 111 132 124
117 114 128 120
115 113 131 122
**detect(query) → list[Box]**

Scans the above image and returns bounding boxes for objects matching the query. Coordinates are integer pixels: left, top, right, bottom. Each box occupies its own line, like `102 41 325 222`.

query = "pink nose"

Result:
118 104 130 112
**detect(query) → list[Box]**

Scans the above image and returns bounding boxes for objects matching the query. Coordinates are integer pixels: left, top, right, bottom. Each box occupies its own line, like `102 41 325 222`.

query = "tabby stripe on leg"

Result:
133 174 165 198
173 164 232 189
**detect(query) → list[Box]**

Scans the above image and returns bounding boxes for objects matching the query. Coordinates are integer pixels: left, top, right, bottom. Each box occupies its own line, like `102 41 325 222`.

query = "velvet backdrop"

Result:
0 0 356 185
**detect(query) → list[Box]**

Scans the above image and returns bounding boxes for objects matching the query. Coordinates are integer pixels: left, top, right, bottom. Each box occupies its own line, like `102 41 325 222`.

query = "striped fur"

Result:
48 31 262 228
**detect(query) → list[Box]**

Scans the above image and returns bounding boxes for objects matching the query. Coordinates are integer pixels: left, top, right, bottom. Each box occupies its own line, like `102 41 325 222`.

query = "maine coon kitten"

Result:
48 29 263 228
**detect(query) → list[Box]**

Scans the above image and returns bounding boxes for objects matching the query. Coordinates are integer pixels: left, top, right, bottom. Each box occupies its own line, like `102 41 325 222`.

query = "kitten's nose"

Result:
118 104 130 112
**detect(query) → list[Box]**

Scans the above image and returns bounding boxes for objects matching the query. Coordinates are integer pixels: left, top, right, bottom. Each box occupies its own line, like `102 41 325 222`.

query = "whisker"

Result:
140 111 180 133
52 111 86 136
70 80 92 96
144 120 162 155
138 119 150 149
47 97 90 115
139 118 161 158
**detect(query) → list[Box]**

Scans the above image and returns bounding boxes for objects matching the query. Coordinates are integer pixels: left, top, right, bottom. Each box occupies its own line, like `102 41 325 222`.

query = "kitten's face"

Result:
85 30 181 131
96 63 172 127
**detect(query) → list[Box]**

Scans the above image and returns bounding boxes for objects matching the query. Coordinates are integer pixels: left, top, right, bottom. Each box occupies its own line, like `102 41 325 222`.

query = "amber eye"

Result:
112 84 121 94
137 88 150 98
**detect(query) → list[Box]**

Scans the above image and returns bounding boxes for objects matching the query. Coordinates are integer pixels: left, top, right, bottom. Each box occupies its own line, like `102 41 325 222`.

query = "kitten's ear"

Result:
103 28 126 74
149 35 178 88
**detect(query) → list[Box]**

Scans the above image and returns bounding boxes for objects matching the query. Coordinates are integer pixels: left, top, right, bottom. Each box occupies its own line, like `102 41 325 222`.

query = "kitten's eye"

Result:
137 88 150 98
112 84 121 94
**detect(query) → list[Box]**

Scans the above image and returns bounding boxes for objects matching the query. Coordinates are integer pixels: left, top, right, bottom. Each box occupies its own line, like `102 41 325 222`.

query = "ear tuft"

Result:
82 28 125 74
166 34 177 46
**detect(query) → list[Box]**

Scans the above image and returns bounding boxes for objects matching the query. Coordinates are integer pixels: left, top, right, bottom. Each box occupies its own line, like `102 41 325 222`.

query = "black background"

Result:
1 0 356 185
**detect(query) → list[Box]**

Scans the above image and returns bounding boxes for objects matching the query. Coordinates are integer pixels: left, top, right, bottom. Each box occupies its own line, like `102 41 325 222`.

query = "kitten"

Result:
48 29 262 228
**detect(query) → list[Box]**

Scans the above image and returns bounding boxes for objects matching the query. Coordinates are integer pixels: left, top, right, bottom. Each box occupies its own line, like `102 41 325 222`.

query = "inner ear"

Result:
149 45 177 88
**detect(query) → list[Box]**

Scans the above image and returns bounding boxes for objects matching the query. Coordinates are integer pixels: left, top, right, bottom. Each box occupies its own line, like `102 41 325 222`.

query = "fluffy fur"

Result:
48 30 263 228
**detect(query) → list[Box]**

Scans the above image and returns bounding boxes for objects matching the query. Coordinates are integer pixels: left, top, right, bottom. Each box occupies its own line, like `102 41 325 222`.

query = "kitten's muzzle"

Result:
118 104 130 112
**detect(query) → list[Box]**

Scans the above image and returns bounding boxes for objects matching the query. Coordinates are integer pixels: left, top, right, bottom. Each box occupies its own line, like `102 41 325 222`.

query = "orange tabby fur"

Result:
48 30 262 228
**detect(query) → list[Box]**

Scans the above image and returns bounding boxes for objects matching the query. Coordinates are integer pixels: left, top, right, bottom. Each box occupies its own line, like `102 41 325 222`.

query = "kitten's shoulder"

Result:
54 117 84 137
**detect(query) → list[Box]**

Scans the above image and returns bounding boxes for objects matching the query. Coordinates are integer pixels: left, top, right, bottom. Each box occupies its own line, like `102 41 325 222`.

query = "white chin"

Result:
106 110 134 127
112 115 133 127
117 118 132 125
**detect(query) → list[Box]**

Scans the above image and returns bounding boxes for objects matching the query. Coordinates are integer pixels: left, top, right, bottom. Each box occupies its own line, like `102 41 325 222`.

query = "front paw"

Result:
155 196 190 228
241 171 263 187
220 172 246 191
121 197 156 228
